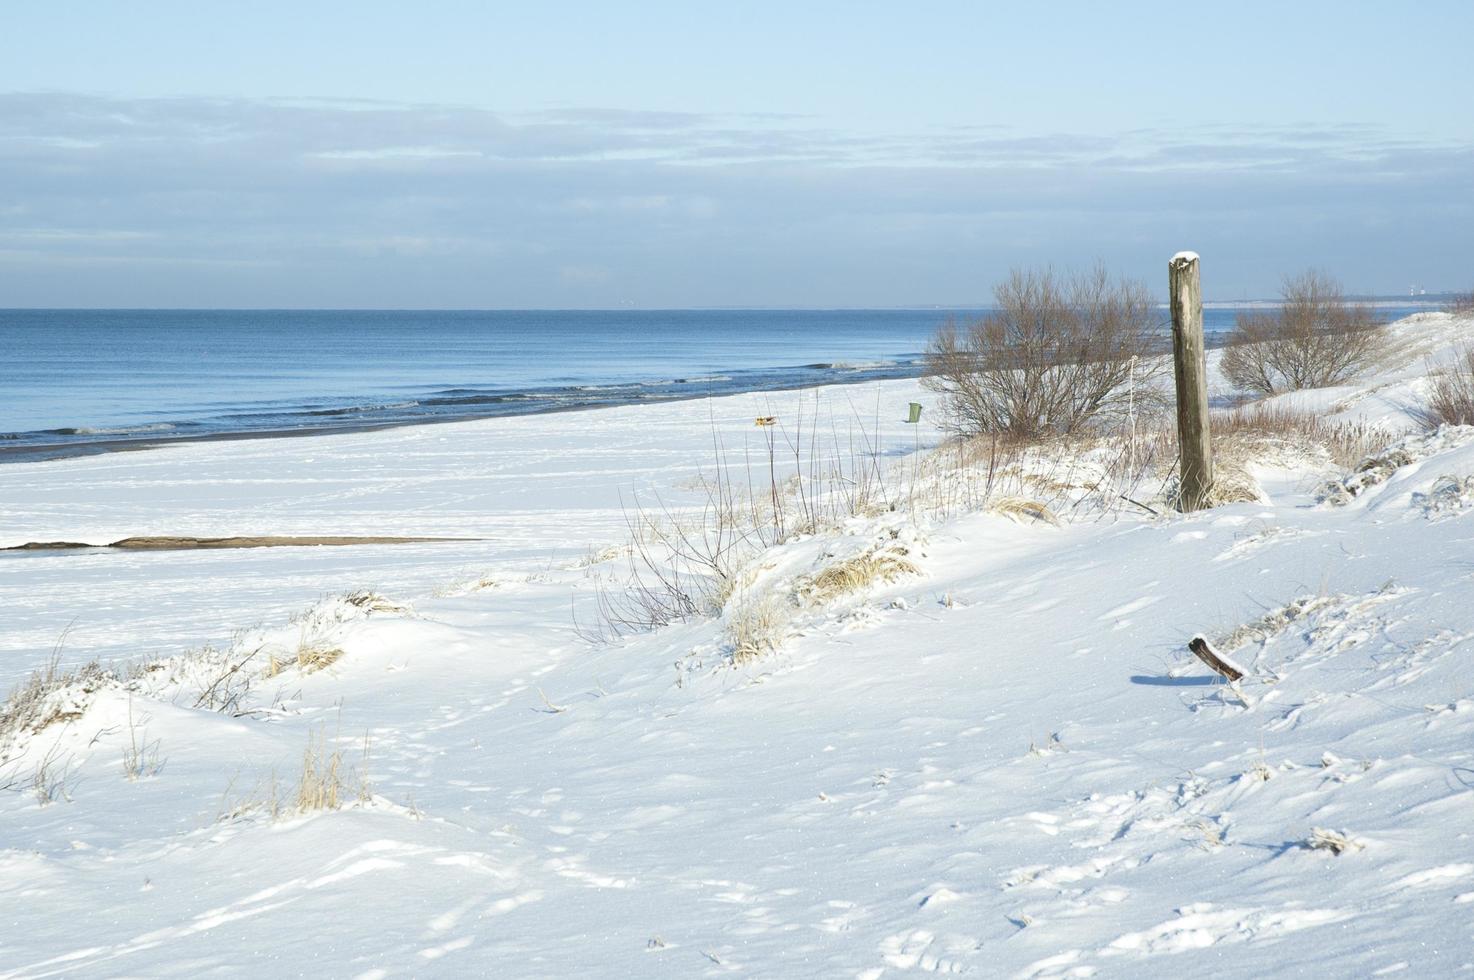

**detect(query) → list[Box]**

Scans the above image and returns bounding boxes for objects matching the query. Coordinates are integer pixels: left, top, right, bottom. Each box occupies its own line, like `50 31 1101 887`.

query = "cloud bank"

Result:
2 93 1470 306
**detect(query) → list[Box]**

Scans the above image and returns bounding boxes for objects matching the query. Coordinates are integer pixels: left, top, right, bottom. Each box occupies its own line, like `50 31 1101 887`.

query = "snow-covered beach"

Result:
4 311 1474 977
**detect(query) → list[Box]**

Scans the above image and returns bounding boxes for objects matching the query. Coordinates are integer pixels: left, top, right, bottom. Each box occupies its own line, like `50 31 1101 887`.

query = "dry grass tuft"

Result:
727 593 793 663
796 550 920 606
1306 827 1363 855
344 590 409 615
296 729 365 811
1210 405 1392 473
220 728 370 821
265 623 346 678
1216 594 1337 654
1 645 109 761
1205 458 1267 506
989 496 1059 525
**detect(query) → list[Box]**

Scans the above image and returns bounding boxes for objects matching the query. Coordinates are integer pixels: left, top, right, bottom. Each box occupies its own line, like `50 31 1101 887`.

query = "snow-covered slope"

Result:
3 314 1474 977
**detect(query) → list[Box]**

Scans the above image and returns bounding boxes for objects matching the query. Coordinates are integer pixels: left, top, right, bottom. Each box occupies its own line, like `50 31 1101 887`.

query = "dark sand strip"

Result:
3 535 478 553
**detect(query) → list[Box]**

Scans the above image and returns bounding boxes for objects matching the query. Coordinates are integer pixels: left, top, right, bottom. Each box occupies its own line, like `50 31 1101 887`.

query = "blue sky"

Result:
2 1 1471 307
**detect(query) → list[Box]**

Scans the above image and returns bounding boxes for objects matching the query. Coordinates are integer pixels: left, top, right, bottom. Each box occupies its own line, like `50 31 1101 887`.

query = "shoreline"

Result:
0 534 479 557
4 305 1439 466
0 363 926 465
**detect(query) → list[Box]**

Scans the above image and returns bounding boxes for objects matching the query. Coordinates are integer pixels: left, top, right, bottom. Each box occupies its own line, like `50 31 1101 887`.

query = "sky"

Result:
2 1 1471 308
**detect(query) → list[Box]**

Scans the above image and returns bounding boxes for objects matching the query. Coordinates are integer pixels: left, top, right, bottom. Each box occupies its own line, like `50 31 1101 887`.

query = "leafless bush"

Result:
923 266 1166 438
1445 290 1474 317
1220 271 1387 394
1418 345 1474 428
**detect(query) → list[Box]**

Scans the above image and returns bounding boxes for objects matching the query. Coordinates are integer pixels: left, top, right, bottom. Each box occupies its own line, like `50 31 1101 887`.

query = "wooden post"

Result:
1169 251 1213 511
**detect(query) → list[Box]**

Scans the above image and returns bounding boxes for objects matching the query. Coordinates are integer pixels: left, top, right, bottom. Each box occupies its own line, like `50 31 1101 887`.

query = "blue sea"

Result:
0 306 1435 461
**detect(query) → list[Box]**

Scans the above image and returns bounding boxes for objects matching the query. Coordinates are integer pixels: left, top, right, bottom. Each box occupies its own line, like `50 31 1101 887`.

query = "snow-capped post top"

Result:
1170 251 1200 266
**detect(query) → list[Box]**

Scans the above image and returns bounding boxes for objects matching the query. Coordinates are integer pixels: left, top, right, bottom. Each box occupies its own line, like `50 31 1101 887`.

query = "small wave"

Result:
801 360 899 372
572 383 641 393
639 375 734 386
51 422 180 437
420 394 514 407
305 400 420 417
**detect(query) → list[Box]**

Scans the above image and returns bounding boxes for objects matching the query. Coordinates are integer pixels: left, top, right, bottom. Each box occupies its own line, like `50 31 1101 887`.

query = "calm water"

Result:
0 306 1434 460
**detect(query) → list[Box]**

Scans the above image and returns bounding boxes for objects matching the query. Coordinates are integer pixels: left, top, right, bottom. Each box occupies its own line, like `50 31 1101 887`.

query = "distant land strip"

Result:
3 535 479 553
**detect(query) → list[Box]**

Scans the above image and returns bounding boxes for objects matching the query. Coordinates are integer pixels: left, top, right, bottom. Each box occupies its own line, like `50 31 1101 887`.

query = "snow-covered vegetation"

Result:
3 311 1474 976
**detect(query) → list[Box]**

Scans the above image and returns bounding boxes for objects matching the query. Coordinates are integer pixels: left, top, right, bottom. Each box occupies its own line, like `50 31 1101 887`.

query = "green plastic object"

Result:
906 402 922 424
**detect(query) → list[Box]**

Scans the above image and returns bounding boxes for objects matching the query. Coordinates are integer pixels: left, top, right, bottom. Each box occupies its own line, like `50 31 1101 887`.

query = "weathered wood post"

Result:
1169 251 1213 511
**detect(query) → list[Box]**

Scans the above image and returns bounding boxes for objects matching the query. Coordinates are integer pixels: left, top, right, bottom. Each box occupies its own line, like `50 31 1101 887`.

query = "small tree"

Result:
1219 271 1386 394
922 266 1164 438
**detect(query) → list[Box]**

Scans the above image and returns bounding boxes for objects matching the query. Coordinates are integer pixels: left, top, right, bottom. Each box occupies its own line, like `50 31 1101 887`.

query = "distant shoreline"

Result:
3 304 1443 465
0 364 926 464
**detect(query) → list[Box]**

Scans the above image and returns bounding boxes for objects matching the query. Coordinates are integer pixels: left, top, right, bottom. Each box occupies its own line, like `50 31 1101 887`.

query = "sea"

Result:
0 305 1437 461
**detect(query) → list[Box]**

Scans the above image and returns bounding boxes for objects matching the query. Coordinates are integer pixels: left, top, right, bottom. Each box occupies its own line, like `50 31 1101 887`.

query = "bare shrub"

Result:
923 266 1166 438
1418 345 1474 428
1220 271 1387 394
1445 290 1474 317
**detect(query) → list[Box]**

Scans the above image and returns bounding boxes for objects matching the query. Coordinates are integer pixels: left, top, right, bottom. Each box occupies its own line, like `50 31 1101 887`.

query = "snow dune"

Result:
2 313 1474 977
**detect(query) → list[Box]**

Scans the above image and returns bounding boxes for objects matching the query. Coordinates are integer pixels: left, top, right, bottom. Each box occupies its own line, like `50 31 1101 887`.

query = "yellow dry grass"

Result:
265 634 345 678
796 549 920 606
727 593 792 664
989 496 1060 525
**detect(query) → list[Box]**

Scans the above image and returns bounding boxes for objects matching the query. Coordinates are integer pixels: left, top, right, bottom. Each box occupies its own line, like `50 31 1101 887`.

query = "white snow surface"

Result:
4 314 1474 977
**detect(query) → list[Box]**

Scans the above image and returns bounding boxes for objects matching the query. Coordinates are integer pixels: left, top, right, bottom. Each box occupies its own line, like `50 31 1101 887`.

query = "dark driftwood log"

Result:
1188 635 1244 682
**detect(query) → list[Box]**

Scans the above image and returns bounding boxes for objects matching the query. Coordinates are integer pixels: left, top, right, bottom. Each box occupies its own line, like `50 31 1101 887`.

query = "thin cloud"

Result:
0 92 1469 305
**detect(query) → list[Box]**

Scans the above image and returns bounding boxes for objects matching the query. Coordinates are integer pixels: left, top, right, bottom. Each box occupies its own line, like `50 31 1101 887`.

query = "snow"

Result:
4 312 1474 976
1170 250 1200 264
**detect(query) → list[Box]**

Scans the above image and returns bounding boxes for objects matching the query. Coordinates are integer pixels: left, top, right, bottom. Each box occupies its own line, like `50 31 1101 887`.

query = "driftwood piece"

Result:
1188 635 1245 682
